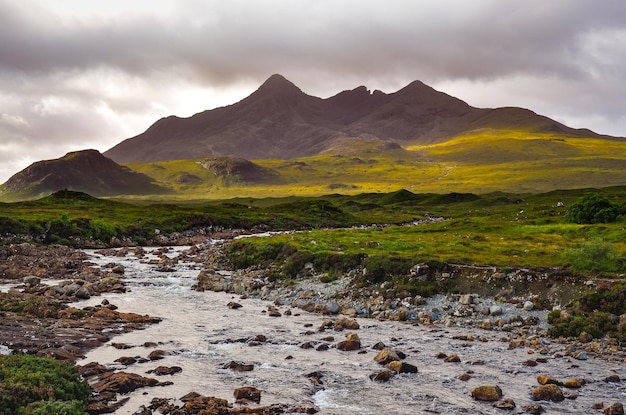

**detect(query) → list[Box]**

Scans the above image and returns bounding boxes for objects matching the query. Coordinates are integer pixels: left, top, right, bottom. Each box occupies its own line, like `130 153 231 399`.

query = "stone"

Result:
523 301 534 311
234 386 261 404
459 294 474 305
325 302 341 315
23 276 41 287
457 373 471 381
334 317 360 331
562 378 585 389
148 349 166 360
386 360 418 374
471 385 503 401
490 305 503 316
523 403 544 414
150 366 183 376
181 395 230 414
605 403 625 415
225 361 254 372
536 374 561 385
578 331 593 343
531 384 564 402
92 372 161 394
369 370 395 382
444 354 461 363
227 301 243 309
495 399 516 410
604 374 621 383
374 349 402 365
114 356 137 366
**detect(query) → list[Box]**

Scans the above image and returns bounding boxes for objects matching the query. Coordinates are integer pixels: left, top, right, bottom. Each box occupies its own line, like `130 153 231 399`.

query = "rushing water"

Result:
75 246 626 414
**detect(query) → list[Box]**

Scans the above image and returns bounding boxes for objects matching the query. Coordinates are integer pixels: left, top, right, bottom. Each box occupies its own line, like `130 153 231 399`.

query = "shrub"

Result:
565 193 621 224
0 355 90 415
562 238 619 272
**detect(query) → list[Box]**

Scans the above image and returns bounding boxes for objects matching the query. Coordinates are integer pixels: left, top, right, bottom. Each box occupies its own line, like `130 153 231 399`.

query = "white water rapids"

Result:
74 245 626 414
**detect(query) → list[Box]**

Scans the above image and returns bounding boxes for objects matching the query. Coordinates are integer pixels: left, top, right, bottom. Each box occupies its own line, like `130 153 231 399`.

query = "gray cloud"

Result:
1 0 625 182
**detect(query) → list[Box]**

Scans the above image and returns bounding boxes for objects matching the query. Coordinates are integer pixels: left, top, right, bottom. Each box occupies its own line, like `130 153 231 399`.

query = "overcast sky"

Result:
1 0 625 183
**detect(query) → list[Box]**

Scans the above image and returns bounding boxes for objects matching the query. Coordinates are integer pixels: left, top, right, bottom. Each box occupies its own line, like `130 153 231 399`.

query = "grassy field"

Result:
116 128 626 202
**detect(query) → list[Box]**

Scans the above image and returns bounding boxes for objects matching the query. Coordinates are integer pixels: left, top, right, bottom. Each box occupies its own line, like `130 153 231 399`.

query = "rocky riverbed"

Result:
1 240 625 414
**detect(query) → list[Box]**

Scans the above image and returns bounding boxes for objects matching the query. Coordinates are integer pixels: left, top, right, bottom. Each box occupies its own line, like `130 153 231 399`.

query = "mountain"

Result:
104 74 611 164
0 149 166 200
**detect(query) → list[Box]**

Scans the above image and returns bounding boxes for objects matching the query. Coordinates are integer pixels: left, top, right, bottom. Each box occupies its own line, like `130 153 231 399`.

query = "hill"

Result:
104 74 612 164
0 149 167 201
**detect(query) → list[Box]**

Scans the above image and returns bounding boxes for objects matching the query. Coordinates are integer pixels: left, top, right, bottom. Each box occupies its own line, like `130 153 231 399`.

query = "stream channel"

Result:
74 244 625 414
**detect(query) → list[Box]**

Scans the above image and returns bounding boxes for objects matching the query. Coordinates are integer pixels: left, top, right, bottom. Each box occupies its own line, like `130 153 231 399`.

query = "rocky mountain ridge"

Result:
104 74 607 163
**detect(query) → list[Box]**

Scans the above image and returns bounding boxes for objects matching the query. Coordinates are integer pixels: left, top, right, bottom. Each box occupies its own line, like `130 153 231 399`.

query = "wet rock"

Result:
92 372 161 394
523 403 544 414
148 349 166 360
224 361 254 372
234 386 261 404
523 359 538 367
562 378 585 389
374 348 402 365
114 356 137 366
181 395 230 414
444 354 461 363
268 308 281 317
370 370 395 382
605 374 621 383
531 384 564 402
333 317 360 331
227 301 243 309
494 398 516 410
78 362 111 379
148 366 182 376
457 373 471 381
605 403 625 415
536 374 561 385
386 360 418 374
471 385 503 401
336 333 361 351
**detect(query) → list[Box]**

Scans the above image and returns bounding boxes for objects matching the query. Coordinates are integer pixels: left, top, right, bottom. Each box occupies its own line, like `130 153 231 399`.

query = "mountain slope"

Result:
104 74 613 164
0 149 166 201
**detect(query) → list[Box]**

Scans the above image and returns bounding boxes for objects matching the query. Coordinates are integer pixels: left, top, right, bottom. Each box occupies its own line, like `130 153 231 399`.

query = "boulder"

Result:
337 333 361 351
234 386 261 404
370 370 395 382
374 349 402 365
531 384 564 402
386 361 418 374
92 372 160 394
537 374 561 385
605 403 625 415
471 385 503 402
562 378 585 389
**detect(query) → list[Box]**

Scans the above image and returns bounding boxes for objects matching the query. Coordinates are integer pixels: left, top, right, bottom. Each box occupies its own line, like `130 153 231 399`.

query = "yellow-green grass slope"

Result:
124 129 625 202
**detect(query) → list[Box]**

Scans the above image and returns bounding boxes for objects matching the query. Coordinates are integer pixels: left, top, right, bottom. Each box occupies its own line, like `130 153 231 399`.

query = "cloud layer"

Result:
1 0 625 182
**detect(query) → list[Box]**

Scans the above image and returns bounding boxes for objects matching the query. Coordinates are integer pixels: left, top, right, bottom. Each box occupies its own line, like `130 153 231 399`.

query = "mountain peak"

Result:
254 74 303 97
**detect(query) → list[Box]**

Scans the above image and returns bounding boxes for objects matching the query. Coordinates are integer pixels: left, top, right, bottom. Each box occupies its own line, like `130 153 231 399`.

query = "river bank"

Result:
1 241 625 414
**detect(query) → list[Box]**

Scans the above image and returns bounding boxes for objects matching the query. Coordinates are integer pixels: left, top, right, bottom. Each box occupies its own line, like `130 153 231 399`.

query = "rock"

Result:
325 302 341 315
495 399 516 410
471 385 503 401
605 403 625 415
444 354 461 363
268 308 281 317
227 301 243 309
337 332 361 350
578 331 593 343
386 361 418 374
370 370 395 382
523 360 538 367
234 386 261 404
114 356 137 366
523 301 534 311
536 374 561 385
459 294 474 305
333 317 360 331
489 305 503 316
531 384 564 402
148 350 166 360
92 372 161 394
458 373 471 381
396 307 410 321
374 349 402 365
23 276 41 287
523 403 544 414
225 361 254 372
149 366 183 376
181 395 230 414
481 319 492 330
372 341 386 350
562 378 585 389
604 374 621 383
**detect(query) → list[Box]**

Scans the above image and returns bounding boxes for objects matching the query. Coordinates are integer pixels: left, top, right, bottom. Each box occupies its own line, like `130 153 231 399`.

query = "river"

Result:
74 245 626 414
